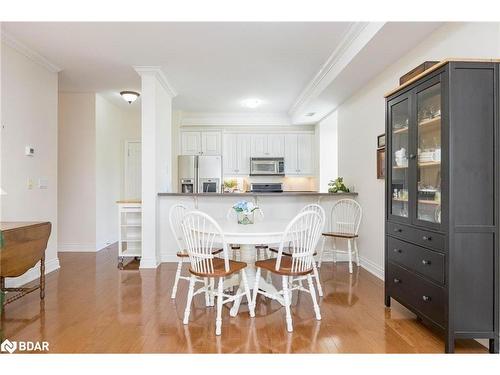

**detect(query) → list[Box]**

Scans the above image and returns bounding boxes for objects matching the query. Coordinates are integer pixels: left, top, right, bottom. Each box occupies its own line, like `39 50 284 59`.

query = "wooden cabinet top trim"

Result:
384 58 500 98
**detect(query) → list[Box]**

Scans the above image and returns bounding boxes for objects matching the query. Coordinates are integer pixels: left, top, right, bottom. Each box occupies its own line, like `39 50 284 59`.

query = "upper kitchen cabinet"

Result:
181 131 221 155
251 134 284 157
285 133 315 175
222 133 251 175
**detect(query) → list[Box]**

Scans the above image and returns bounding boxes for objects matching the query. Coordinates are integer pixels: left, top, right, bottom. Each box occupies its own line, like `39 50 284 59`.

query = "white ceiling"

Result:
1 22 353 113
1 22 443 123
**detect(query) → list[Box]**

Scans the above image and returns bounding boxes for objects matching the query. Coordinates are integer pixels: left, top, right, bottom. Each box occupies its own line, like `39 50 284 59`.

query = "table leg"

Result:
230 244 284 317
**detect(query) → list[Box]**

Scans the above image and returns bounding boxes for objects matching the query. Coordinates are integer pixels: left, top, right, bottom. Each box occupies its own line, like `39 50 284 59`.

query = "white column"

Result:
134 66 177 268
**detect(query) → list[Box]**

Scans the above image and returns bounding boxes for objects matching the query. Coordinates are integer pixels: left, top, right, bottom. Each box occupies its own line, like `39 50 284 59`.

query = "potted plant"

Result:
223 179 238 193
328 177 350 193
232 200 259 225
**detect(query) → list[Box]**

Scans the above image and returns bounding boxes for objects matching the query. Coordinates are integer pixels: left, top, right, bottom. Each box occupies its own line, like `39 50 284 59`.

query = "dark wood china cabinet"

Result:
385 60 499 353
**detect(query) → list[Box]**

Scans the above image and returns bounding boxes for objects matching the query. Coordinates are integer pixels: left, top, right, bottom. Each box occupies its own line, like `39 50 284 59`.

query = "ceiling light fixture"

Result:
120 91 140 104
241 98 262 109
305 112 316 117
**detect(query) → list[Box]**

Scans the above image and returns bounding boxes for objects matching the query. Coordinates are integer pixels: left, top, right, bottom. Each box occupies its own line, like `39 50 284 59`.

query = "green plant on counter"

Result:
223 179 238 192
328 177 350 193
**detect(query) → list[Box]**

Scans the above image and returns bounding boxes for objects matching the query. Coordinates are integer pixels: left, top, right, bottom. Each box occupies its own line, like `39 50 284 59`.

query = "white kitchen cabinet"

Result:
201 131 221 155
251 134 284 157
237 134 252 174
181 131 201 155
284 133 314 175
223 133 251 175
223 133 238 174
181 131 221 155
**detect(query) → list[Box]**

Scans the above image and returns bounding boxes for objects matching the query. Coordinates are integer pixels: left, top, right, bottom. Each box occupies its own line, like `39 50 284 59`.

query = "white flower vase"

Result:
237 211 254 225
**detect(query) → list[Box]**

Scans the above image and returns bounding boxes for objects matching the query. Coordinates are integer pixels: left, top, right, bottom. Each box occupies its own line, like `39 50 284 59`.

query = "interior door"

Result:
201 132 221 155
297 134 314 175
124 141 142 199
387 93 411 223
267 134 285 157
181 132 201 155
284 134 298 174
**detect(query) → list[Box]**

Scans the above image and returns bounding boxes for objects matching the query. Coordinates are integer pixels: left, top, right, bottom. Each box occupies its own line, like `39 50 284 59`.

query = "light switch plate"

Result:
38 178 48 189
27 177 33 189
25 146 35 156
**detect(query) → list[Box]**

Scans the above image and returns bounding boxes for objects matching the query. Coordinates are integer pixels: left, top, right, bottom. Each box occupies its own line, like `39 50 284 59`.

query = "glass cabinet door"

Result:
389 98 410 219
416 82 442 224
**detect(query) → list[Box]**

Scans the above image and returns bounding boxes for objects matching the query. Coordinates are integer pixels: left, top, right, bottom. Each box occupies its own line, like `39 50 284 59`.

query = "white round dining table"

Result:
216 219 290 316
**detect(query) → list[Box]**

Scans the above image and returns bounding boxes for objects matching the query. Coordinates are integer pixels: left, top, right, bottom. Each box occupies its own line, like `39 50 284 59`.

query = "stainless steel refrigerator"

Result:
178 155 222 193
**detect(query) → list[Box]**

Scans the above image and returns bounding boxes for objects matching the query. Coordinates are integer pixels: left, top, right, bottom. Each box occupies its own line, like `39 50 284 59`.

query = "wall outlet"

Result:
27 177 34 189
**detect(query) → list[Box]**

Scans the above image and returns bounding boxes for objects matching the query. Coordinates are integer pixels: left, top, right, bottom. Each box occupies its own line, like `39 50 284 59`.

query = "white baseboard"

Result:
58 243 98 252
139 257 161 269
4 258 61 288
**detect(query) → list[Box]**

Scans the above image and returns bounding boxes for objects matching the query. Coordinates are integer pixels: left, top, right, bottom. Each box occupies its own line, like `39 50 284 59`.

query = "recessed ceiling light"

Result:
241 98 262 109
305 112 316 117
120 91 140 104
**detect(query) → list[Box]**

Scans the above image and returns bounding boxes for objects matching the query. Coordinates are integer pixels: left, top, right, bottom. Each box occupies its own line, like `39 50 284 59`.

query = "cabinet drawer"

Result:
386 222 444 252
387 262 445 327
387 237 445 284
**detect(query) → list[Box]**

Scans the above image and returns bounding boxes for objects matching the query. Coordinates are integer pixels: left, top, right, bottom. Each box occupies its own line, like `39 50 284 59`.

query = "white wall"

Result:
0 42 60 286
318 111 338 192
58 92 97 251
336 22 500 277
58 92 140 252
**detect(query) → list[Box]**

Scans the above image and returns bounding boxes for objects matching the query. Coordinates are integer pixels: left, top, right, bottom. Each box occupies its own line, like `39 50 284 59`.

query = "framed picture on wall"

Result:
377 133 386 149
377 147 385 179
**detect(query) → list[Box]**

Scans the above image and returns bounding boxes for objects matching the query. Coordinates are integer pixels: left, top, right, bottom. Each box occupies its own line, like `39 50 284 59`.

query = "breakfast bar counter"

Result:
157 191 358 262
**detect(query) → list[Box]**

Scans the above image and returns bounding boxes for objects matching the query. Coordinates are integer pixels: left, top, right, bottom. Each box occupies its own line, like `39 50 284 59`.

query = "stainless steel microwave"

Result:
250 157 285 176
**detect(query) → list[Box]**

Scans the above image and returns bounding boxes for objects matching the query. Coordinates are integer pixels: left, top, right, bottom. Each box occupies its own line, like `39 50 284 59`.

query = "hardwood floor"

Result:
0 244 487 353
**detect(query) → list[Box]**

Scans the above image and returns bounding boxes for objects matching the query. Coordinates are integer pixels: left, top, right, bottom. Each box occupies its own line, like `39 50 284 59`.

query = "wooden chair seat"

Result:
255 257 312 277
322 232 358 239
230 245 241 250
255 244 268 249
189 258 247 277
268 246 317 257
176 248 223 258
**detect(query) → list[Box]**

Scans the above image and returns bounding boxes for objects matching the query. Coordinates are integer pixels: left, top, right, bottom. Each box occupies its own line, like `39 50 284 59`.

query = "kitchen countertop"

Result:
158 191 357 197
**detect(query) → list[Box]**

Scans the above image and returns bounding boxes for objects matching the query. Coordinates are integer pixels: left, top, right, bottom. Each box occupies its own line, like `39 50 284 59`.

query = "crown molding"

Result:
288 22 385 120
179 112 293 127
1 31 62 73
133 66 177 98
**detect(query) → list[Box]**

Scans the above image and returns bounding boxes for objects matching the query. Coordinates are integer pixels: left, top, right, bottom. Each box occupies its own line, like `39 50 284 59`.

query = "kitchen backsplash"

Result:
223 176 317 192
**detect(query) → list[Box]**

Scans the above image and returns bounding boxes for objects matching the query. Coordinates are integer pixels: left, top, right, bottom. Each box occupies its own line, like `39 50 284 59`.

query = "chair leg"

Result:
307 274 322 320
216 277 224 336
312 262 323 297
210 277 215 306
203 277 210 307
319 236 326 268
171 258 183 299
183 275 195 325
347 239 353 274
252 268 261 307
332 238 337 264
241 270 255 317
354 239 360 267
282 275 293 332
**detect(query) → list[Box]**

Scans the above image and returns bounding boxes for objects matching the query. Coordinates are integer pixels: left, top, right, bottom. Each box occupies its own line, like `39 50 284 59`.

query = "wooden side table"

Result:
0 222 51 315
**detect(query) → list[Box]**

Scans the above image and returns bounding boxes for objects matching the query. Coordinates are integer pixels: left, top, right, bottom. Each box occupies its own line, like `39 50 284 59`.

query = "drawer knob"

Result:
393 228 402 233
393 278 401 284
422 295 431 302
422 259 431 265
393 248 402 253
422 236 432 241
